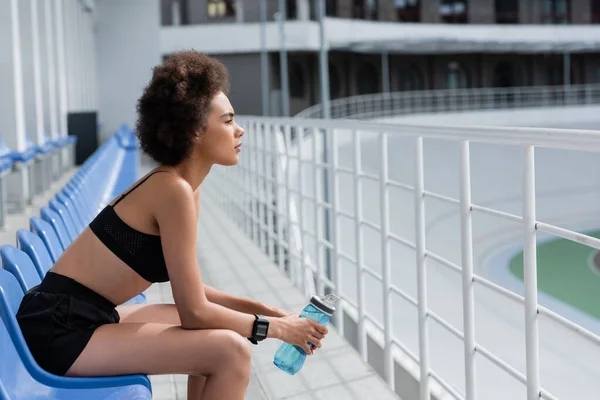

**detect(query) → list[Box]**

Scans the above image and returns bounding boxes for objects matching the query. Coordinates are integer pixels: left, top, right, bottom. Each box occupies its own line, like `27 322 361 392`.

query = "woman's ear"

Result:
194 127 206 144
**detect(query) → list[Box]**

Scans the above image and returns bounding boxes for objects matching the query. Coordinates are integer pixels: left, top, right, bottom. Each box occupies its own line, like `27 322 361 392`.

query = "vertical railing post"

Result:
313 127 324 295
522 144 540 400
414 135 430 400
258 123 267 253
276 123 286 273
379 131 394 389
266 124 275 262
252 121 260 246
329 128 343 334
459 140 476 400
284 124 293 277
298 127 307 294
243 122 252 238
352 129 367 360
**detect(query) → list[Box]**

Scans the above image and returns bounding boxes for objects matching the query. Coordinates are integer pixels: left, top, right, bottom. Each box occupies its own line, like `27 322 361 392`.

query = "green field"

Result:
509 230 600 319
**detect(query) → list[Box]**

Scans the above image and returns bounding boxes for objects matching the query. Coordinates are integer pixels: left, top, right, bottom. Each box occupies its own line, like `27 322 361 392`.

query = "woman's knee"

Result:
209 330 252 376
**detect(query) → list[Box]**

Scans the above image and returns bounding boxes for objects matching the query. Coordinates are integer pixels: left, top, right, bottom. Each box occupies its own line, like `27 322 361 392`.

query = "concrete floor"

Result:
147 195 400 399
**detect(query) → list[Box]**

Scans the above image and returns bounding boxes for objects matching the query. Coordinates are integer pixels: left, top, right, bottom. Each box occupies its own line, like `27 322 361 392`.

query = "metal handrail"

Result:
205 116 600 400
295 83 600 120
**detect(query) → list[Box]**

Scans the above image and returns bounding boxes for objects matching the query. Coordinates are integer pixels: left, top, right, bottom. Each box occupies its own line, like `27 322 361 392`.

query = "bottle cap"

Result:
309 294 340 316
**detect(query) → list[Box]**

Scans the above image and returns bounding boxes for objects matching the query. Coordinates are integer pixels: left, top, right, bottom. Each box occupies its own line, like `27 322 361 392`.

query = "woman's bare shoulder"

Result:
147 172 196 216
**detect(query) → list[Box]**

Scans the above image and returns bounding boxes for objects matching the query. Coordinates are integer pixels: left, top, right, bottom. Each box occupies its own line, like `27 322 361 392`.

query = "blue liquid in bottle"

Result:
273 294 339 375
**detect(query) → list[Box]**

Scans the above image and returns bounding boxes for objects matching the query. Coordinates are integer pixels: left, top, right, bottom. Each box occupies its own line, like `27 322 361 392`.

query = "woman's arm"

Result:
195 187 290 318
155 177 325 354
204 284 290 317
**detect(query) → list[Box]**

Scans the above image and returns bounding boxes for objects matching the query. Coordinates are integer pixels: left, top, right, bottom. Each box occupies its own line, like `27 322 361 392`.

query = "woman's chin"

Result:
218 155 240 167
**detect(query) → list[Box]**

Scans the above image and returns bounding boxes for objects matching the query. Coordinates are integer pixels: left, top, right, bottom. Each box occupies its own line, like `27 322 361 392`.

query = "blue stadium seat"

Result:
16 229 53 279
0 269 152 398
30 216 64 263
49 198 78 243
12 230 145 306
56 191 85 234
0 246 41 293
0 137 37 164
40 206 71 250
61 186 91 228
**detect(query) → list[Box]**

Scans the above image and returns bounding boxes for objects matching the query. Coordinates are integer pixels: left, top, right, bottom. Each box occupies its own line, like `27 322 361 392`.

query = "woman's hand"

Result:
269 313 328 355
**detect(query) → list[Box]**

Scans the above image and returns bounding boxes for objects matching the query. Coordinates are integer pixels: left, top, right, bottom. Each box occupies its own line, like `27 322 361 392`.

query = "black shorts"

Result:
16 271 120 376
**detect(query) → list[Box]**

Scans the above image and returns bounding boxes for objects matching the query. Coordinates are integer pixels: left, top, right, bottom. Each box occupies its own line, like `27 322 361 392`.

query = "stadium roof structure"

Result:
326 21 600 54
161 18 600 56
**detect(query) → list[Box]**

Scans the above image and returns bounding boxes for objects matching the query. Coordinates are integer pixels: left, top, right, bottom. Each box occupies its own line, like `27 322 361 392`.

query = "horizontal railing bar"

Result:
335 166 354 175
361 219 381 232
318 275 337 290
423 190 460 205
364 267 383 282
302 229 319 240
473 275 524 303
299 159 328 168
341 295 359 309
388 179 414 192
428 310 465 341
388 232 417 249
338 209 355 220
475 344 526 384
471 204 523 223
364 313 385 331
390 284 418 307
360 172 380 182
391 337 420 365
429 370 466 400
538 305 600 346
391 337 466 400
295 84 600 121
284 192 333 211
540 389 560 400
536 221 600 251
425 250 462 274
318 238 334 250
339 251 357 264
239 116 600 152
474 275 600 345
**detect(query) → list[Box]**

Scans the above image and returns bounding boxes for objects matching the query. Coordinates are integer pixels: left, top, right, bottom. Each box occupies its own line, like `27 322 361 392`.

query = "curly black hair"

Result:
135 51 230 166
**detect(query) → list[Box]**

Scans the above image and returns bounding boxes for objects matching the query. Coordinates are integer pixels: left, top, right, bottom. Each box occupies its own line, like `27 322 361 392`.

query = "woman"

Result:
16 51 328 399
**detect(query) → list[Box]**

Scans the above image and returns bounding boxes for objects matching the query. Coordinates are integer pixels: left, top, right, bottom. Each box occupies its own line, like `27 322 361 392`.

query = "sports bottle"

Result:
273 294 339 375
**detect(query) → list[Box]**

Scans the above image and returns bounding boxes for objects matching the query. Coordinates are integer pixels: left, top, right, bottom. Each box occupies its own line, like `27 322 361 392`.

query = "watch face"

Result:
256 324 268 337
254 315 269 340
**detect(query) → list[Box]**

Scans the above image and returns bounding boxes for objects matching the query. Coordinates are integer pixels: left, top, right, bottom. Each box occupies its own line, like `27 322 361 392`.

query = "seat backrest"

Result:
0 246 42 293
0 316 37 399
0 269 152 396
0 269 24 319
49 199 77 243
40 207 70 251
0 270 53 397
0 380 10 400
55 191 84 234
16 229 53 280
30 217 64 263
63 185 93 225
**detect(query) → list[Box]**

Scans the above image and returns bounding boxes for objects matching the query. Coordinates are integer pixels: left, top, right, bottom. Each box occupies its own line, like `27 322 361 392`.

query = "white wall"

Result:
95 0 161 141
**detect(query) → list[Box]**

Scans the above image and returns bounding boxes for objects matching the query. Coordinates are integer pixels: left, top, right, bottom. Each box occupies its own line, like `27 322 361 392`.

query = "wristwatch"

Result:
248 314 269 345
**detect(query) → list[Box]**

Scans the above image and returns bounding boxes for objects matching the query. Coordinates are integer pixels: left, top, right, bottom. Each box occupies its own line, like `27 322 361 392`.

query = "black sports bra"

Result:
89 171 170 283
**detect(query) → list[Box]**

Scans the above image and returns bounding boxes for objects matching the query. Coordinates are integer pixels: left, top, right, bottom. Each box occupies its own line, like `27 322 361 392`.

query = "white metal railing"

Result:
205 116 600 400
295 84 600 120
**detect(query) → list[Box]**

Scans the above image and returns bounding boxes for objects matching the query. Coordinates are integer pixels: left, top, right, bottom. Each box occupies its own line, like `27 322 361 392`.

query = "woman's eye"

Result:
226 120 233 124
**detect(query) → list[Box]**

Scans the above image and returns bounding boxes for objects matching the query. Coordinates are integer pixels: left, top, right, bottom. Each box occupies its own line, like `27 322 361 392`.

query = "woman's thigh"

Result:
117 303 180 325
66 322 251 377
